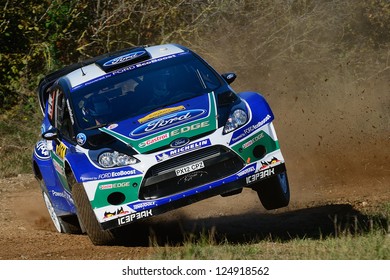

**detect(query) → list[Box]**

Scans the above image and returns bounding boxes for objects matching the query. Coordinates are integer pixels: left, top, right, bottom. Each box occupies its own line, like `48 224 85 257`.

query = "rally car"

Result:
32 43 290 245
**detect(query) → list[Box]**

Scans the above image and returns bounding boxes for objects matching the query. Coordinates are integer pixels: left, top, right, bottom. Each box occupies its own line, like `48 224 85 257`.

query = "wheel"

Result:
68 174 116 245
253 171 290 210
41 188 81 234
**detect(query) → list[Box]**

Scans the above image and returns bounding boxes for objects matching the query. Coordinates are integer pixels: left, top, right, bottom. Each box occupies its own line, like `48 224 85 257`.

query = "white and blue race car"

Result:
32 44 290 245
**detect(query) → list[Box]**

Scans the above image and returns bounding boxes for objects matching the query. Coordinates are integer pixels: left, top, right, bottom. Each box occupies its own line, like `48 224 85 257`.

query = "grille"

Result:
139 145 244 199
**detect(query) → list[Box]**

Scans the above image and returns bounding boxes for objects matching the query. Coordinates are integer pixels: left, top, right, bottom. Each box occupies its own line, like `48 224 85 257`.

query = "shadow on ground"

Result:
113 203 388 247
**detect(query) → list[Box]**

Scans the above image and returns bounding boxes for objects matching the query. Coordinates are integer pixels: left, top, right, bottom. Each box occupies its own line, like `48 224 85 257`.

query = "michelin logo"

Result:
155 139 211 162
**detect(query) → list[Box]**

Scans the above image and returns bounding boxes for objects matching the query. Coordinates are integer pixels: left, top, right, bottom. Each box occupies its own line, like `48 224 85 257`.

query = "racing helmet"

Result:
82 95 112 124
151 69 173 98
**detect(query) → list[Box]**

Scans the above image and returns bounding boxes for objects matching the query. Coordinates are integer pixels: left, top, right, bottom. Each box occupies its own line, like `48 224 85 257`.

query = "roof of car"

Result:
37 44 189 114
65 44 186 89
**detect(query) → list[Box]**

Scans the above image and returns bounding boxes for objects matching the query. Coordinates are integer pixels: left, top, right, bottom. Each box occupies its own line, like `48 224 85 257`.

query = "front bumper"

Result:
100 160 286 230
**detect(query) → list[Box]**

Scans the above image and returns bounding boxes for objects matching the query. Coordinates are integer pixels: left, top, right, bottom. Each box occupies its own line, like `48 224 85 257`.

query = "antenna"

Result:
80 66 86 76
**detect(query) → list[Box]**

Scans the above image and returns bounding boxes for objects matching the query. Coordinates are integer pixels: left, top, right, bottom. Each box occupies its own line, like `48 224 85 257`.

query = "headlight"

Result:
223 109 248 134
98 151 138 168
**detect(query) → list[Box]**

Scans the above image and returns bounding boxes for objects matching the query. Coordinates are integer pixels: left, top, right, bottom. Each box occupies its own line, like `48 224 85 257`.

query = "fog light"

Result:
107 192 126 205
253 145 266 159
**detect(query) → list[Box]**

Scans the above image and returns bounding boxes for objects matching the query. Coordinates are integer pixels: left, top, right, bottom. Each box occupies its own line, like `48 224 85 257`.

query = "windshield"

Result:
70 53 221 129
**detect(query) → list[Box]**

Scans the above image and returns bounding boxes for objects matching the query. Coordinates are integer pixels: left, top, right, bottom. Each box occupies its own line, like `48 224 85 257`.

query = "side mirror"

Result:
42 128 60 140
221 73 237 85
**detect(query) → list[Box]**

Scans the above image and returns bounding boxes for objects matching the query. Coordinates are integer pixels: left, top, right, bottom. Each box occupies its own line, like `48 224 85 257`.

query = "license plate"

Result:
175 161 205 176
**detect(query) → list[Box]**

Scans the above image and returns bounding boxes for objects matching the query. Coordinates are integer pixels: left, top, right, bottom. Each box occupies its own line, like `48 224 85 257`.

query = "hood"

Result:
99 92 218 154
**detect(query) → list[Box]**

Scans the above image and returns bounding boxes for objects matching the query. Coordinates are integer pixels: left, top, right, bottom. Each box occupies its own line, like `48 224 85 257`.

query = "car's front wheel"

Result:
253 171 290 210
68 174 116 245
41 188 81 234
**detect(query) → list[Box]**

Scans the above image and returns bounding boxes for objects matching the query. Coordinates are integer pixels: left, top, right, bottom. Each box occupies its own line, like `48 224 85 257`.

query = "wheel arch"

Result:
239 91 274 120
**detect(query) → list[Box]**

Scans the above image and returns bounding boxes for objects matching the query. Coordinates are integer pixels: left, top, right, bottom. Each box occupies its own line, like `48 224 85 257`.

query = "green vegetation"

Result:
1 0 389 177
150 231 390 259
148 204 390 259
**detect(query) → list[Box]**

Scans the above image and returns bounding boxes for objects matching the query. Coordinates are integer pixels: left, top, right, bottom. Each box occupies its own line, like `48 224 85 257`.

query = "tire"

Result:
42 190 81 234
254 171 290 210
39 178 81 234
68 174 116 245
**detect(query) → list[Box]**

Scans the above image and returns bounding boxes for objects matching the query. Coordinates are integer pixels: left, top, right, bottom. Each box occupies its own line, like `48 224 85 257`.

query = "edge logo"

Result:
103 51 146 67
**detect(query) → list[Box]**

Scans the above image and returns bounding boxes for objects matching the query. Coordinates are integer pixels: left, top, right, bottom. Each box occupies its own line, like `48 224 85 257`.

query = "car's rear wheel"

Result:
41 186 81 234
68 174 116 245
253 171 290 210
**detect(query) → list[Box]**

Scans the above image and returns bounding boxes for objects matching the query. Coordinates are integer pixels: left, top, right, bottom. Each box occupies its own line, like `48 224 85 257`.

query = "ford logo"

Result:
131 109 205 136
103 51 146 67
34 140 50 160
170 137 190 148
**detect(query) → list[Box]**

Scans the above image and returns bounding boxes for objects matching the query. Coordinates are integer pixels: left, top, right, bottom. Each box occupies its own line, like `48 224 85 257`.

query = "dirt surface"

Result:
0 60 389 260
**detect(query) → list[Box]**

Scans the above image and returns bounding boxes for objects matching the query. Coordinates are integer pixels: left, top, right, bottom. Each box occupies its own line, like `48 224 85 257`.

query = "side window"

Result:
47 89 56 125
54 88 74 140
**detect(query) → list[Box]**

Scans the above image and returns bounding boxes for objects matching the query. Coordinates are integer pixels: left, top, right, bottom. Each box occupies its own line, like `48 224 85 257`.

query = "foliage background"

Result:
0 0 389 177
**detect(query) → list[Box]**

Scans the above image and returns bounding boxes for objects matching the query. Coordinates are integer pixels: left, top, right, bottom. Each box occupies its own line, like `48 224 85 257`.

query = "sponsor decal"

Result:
56 142 67 159
155 139 211 162
107 123 118 130
178 171 208 185
134 54 176 68
72 54 179 92
231 132 246 143
246 168 275 184
50 190 73 203
53 159 65 175
138 106 185 124
170 137 190 148
131 201 156 210
260 157 281 170
99 181 131 190
47 91 55 121
170 120 210 137
80 176 98 181
244 114 272 135
237 165 256 177
104 207 129 219
98 169 138 179
34 140 50 160
118 209 153 225
103 51 146 67
66 99 75 125
242 132 264 149
76 133 87 146
138 133 169 148
132 110 205 136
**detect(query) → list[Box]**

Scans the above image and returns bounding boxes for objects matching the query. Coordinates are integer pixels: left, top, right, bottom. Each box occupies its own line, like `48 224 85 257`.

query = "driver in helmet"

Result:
82 95 112 126
135 69 173 104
